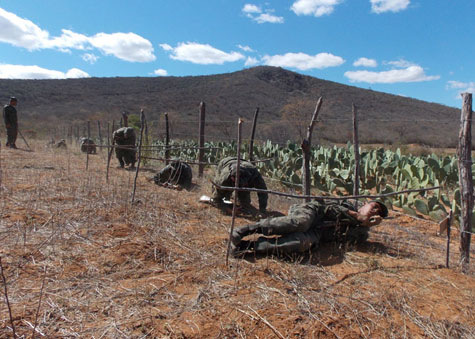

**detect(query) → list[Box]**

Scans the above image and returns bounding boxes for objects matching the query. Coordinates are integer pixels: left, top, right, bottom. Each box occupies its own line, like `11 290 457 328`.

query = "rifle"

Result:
18 129 31 151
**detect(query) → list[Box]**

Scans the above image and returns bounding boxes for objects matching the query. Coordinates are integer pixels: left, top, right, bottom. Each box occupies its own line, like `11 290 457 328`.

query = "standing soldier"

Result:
211 157 268 214
113 127 136 168
3 97 18 149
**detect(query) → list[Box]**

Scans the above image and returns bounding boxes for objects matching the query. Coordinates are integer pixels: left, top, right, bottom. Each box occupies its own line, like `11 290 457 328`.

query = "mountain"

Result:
0 66 461 147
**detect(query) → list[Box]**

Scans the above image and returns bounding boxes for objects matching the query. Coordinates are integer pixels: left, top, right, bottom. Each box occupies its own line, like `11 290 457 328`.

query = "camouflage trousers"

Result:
236 204 368 255
6 126 17 147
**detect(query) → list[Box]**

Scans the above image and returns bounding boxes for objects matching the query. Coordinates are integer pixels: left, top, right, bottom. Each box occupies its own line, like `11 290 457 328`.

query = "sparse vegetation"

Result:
0 141 473 337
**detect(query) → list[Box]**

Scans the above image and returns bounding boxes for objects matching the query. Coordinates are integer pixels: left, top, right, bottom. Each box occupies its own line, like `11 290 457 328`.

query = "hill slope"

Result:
0 66 461 146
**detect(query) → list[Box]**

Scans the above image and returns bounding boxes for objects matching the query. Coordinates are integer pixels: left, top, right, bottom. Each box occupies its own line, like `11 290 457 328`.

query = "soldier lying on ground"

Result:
154 160 193 190
211 157 268 214
80 137 96 154
113 127 136 168
231 199 388 256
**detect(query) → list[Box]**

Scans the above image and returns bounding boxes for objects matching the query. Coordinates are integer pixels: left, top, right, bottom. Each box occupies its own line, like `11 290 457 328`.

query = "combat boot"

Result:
231 224 260 245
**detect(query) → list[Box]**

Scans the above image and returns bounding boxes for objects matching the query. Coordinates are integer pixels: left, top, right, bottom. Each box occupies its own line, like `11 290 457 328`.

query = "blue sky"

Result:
0 0 474 108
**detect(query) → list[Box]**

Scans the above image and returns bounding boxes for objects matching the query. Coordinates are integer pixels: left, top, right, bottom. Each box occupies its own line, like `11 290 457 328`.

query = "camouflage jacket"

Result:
214 157 268 210
303 199 363 241
3 104 17 127
113 127 136 146
154 160 192 188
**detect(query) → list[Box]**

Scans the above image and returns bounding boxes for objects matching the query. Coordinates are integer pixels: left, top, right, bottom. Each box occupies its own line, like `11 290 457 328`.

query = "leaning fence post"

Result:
301 97 323 202
249 107 259 161
458 92 472 271
165 113 170 165
132 109 145 203
352 104 360 209
198 102 206 177
226 118 243 266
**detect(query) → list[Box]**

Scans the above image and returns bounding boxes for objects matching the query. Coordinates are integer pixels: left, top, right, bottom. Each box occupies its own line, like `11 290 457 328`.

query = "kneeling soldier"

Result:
113 127 136 168
212 157 268 214
231 199 388 256
154 160 193 190
80 137 96 154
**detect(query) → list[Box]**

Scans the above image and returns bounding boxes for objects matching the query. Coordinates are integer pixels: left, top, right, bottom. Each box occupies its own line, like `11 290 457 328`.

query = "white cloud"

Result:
65 68 90 78
89 32 155 62
0 8 155 62
159 43 173 51
153 69 168 76
353 57 377 67
164 42 244 65
262 52 344 70
238 44 254 52
245 57 259 66
447 80 475 98
82 53 99 64
386 58 415 68
0 64 89 79
243 4 283 24
254 13 284 24
370 0 410 13
0 7 49 50
291 0 343 17
242 4 261 14
447 81 472 89
344 65 439 83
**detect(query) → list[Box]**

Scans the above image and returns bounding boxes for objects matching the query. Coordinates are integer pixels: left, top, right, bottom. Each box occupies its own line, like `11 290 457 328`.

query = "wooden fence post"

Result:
301 97 323 202
249 107 259 161
446 210 453 268
198 102 206 177
226 118 243 266
97 121 103 152
458 92 472 270
165 113 170 165
86 121 90 171
352 104 360 209
122 111 128 128
131 109 145 203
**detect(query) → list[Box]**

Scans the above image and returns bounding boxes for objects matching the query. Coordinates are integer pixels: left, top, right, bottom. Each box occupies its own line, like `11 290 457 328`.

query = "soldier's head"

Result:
359 201 388 219
9 97 17 106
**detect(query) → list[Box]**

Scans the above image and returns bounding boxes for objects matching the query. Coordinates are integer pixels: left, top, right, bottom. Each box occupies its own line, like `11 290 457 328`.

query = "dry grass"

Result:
0 141 473 338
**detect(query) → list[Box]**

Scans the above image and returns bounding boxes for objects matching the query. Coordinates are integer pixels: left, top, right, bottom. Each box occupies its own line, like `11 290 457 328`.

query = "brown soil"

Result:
0 142 473 338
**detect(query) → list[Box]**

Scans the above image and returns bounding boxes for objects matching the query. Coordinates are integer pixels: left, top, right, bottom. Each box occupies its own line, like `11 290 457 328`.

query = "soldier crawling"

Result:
231 199 388 256
154 160 192 190
211 157 268 214
80 137 96 154
113 127 136 168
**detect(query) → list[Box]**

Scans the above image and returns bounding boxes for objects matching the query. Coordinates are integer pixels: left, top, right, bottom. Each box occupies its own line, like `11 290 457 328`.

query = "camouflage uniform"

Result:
212 157 268 212
3 104 18 148
154 160 193 189
233 199 369 255
113 127 136 168
80 138 96 154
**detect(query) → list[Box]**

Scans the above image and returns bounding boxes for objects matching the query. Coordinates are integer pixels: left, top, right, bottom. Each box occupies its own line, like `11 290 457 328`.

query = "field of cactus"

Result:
149 139 466 225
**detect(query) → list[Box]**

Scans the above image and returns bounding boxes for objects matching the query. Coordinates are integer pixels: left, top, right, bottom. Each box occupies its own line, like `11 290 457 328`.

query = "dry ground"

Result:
0 142 473 338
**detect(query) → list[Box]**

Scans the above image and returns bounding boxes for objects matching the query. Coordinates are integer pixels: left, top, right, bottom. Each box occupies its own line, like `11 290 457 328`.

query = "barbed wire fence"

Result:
64 94 474 271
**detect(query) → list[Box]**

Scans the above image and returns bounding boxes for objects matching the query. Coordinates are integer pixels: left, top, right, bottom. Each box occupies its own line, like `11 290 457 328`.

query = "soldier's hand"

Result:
361 216 383 227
